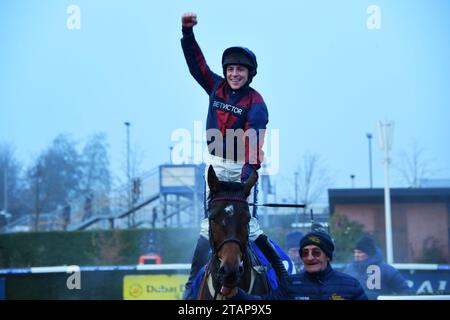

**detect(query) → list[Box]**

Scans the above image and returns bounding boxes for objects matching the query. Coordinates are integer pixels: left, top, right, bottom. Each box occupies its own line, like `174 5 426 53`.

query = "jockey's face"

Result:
226 64 249 90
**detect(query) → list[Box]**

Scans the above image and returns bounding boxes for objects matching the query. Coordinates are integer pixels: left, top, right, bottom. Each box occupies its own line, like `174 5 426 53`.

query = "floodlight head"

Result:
377 121 394 151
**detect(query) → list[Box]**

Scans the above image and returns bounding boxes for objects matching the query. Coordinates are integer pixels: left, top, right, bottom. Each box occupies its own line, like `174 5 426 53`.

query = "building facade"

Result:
329 188 450 263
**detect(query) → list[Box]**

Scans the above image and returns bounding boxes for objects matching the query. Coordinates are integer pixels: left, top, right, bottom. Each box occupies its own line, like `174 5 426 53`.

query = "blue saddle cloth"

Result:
186 239 293 299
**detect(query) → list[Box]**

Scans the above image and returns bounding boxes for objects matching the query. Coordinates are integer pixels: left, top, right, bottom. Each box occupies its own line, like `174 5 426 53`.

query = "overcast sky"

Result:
1 0 449 202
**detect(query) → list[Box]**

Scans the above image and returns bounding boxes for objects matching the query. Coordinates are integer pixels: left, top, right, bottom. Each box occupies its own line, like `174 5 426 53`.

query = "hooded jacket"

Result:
343 248 411 299
181 28 268 182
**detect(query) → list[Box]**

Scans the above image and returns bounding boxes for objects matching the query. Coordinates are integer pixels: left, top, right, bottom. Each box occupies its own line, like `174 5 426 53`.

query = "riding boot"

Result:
183 236 211 299
254 234 289 279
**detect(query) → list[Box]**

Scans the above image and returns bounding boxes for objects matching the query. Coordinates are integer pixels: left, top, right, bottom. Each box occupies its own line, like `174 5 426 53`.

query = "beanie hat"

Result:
286 231 304 249
300 231 335 260
355 235 377 256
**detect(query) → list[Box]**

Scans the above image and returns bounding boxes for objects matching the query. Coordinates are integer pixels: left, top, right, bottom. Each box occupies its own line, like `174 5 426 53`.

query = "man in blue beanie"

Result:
285 231 304 273
226 230 368 300
344 235 411 299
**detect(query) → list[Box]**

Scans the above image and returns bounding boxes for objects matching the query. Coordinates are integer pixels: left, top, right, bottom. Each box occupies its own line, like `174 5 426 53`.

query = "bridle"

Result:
209 196 249 255
206 195 250 298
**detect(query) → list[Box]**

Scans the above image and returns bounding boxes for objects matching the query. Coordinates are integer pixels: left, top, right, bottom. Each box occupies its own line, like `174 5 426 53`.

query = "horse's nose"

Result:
238 264 244 275
218 263 241 279
218 264 226 276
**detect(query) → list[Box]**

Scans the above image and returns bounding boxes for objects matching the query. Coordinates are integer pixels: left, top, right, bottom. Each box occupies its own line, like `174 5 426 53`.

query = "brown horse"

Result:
197 166 270 300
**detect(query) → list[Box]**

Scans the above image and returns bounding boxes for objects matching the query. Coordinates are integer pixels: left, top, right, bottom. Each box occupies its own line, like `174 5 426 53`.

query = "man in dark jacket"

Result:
228 231 368 300
343 235 411 299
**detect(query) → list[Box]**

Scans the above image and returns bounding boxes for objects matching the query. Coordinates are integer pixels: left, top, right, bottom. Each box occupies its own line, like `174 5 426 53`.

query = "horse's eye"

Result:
210 216 224 226
210 216 219 224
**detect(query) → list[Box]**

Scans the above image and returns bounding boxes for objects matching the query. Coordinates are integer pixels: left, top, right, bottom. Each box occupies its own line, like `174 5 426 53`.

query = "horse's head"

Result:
207 166 257 294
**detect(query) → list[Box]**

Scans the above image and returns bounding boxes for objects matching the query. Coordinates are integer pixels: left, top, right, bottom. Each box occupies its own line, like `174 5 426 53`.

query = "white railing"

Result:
378 295 450 300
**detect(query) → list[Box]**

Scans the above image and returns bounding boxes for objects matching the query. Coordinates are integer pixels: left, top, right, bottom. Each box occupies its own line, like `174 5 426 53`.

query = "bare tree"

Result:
79 133 112 218
0 143 24 220
116 143 146 188
22 134 83 221
130 144 146 182
394 140 435 188
117 142 146 227
80 133 111 194
295 151 334 208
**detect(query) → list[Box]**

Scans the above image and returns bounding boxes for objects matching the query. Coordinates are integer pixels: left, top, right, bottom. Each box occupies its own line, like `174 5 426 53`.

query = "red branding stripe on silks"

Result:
192 43 215 91
236 90 264 106
244 132 265 166
242 116 266 166
215 83 227 100
194 46 214 90
235 94 251 109
215 110 238 136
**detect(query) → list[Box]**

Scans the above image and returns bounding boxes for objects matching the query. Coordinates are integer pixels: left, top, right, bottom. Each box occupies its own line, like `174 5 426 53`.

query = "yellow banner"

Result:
123 274 188 300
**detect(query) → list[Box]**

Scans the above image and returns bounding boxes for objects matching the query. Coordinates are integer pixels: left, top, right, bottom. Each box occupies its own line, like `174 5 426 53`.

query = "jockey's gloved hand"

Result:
241 166 259 184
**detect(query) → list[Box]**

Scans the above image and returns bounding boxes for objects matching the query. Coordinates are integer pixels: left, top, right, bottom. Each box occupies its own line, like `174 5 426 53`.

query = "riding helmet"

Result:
222 46 258 80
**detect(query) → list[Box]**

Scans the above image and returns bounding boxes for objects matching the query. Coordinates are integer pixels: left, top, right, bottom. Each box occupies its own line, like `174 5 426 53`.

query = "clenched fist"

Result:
182 12 198 28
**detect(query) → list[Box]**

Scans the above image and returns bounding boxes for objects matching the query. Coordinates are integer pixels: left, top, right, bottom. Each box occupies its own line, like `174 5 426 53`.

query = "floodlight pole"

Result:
125 122 132 227
125 122 131 208
377 120 394 264
367 133 373 188
294 172 299 224
3 168 7 213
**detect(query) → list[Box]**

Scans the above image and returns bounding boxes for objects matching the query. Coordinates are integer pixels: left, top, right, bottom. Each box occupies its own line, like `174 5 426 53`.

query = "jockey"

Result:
181 12 288 298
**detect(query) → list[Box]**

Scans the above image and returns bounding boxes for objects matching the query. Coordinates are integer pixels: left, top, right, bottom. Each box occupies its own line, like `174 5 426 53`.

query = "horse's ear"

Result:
243 171 258 196
207 165 221 193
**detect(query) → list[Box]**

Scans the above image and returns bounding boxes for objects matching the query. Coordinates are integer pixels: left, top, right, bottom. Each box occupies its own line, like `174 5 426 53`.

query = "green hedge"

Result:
0 228 200 268
0 227 289 268
0 227 291 299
